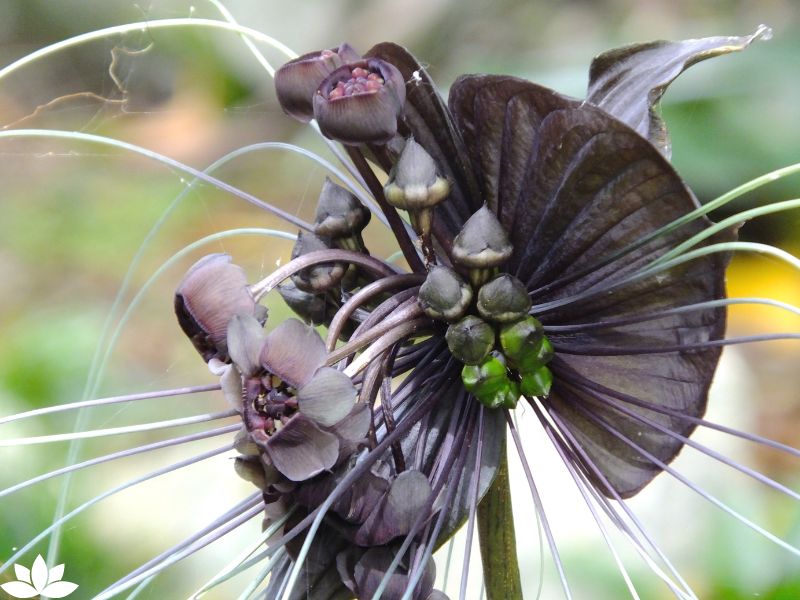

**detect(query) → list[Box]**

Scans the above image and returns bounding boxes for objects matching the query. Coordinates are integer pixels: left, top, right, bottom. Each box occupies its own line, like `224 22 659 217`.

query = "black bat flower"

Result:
167 25 795 600
4 19 799 600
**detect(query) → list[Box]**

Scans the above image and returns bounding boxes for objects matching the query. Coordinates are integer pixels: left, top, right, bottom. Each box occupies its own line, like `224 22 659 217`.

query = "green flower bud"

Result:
476 274 532 323
520 365 553 398
418 266 472 322
445 315 495 365
461 353 519 409
499 316 545 371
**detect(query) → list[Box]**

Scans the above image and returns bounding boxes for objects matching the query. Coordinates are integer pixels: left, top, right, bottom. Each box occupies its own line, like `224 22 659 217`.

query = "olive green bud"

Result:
445 315 495 365
384 138 449 240
452 205 512 286
499 316 545 372
520 366 553 398
476 274 531 323
452 205 513 268
384 139 450 211
418 266 472 322
290 231 346 293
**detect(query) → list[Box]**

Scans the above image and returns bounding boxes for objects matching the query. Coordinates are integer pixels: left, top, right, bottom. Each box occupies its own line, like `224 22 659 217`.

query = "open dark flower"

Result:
312 58 407 144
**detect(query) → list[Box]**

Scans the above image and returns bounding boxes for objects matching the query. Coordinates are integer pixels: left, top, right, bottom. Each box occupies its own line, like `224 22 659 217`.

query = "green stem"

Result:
478 445 523 599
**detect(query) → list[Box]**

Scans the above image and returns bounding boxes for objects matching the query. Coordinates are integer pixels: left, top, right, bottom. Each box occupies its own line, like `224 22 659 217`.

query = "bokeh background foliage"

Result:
0 0 798 598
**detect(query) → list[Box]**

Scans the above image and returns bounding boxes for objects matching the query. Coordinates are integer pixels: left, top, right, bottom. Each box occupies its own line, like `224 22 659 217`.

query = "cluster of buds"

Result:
418 206 554 408
278 178 373 335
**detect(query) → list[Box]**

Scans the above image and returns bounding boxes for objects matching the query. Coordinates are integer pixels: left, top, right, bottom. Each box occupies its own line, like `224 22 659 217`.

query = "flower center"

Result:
328 66 385 100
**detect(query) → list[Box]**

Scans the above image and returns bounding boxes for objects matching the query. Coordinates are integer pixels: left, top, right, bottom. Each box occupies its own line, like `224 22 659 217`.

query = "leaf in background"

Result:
586 25 772 157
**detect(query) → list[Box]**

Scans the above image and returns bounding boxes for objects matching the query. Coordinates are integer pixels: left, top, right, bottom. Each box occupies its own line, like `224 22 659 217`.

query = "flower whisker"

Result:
562 394 800 557
506 412 573 598
0 384 221 427
0 444 234 578
0 409 239 447
95 494 264 600
542 402 697 598
0 423 239 499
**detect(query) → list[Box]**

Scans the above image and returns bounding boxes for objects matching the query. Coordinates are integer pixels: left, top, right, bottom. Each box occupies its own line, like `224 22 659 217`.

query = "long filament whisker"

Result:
544 297 800 333
0 384 220 426
533 401 694 599
0 129 312 230
0 409 238 447
564 396 800 558
553 333 800 356
506 411 573 599
529 162 800 297
460 407 484 600
0 444 234 577
544 404 696 598
95 498 264 600
0 423 239 499
589 391 800 502
532 403 641 599
551 360 800 458
533 242 800 314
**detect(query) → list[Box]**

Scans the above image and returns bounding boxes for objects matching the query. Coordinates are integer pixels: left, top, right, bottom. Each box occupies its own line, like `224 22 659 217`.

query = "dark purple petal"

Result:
264 414 339 482
451 75 730 497
275 43 361 122
260 318 327 388
298 366 358 427
586 26 770 156
174 253 263 362
355 469 432 546
351 547 436 600
226 313 266 377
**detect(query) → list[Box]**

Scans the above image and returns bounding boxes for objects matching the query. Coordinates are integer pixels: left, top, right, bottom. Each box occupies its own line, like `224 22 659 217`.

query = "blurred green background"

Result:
0 1 799 598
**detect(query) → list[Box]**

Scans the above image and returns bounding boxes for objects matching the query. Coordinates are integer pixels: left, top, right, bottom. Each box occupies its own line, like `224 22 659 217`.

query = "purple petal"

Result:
298 366 357 427
260 318 327 388
264 414 339 482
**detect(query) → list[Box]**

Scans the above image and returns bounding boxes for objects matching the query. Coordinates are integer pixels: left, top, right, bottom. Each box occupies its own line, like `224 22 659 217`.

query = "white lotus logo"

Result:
1 555 78 599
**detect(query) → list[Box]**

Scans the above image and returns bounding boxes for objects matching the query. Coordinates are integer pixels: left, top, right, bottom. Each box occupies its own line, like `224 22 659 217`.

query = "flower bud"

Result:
520 366 553 398
452 205 513 286
499 316 545 372
313 58 406 144
174 253 266 362
277 280 330 325
313 178 371 251
445 315 495 365
274 43 360 122
476 274 531 323
418 266 472 322
461 352 519 409
290 231 346 293
384 139 450 212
